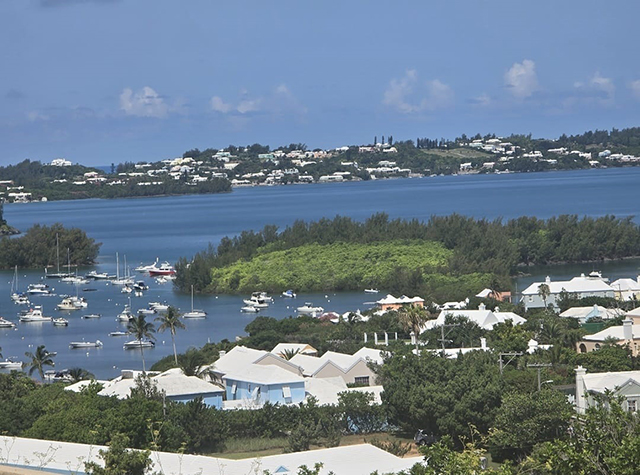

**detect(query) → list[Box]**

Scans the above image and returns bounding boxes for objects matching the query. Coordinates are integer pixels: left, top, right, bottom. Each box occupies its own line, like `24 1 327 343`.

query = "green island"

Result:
0 222 100 269
2 126 640 203
176 213 640 300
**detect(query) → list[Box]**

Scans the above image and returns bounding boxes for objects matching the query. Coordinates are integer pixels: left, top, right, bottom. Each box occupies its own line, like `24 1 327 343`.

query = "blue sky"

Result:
1 0 639 166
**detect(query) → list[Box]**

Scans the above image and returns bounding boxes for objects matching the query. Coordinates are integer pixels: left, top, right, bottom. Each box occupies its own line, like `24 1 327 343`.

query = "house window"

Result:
231 383 237 399
595 344 601 350
282 385 292 399
579 344 587 353
628 399 637 413
354 376 370 386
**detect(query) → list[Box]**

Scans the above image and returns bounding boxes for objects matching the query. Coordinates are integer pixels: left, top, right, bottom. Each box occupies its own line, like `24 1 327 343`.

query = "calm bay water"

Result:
2 167 640 378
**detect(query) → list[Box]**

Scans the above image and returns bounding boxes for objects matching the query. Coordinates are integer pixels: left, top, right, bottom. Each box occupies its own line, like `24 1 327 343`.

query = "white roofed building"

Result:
376 294 424 312
575 366 640 414
576 319 640 356
423 303 526 331
610 277 640 301
521 273 615 310
560 304 624 323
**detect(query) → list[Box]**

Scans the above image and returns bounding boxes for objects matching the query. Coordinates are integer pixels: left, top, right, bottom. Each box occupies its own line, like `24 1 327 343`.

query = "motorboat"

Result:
53 317 69 327
364 289 379 294
81 313 101 319
117 304 134 322
282 289 296 298
183 285 207 318
61 276 90 285
27 283 52 295
109 331 129 337
243 299 269 308
133 281 149 291
241 306 260 313
0 359 22 370
134 258 159 273
136 308 156 315
86 271 115 280
155 275 175 284
252 291 273 303
69 340 103 349
148 262 176 277
148 302 169 312
11 294 30 305
123 339 155 349
121 285 133 294
296 303 324 315
19 306 52 323
0 317 16 328
57 296 87 311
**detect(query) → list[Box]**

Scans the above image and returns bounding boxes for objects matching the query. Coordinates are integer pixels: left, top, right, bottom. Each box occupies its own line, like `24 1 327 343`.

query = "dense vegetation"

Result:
0 223 100 269
0 159 230 201
175 213 640 295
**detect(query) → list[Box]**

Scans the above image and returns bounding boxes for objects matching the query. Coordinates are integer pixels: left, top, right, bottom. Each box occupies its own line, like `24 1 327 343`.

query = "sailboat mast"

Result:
56 233 60 274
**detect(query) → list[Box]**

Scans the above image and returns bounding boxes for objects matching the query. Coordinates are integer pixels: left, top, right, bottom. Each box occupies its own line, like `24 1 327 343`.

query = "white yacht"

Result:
27 283 52 295
123 339 155 349
183 285 207 318
364 289 379 294
282 289 296 298
134 258 159 273
86 271 115 280
0 359 22 370
57 296 87 311
252 291 273 303
117 304 134 322
19 307 52 323
296 303 324 315
241 306 260 313
148 302 169 312
81 313 101 319
0 317 16 328
53 317 69 327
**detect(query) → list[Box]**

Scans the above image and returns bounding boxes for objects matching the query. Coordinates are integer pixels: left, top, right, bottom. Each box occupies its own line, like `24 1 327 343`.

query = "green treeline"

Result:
0 223 101 269
175 213 640 295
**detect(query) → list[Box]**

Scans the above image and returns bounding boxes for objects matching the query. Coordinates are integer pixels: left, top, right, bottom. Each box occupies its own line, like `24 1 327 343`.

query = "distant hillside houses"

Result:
521 273 616 310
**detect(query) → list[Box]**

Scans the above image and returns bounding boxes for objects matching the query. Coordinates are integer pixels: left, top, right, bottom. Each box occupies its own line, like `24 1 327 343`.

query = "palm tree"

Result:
155 306 185 366
67 367 95 383
281 348 301 360
25 345 55 381
538 283 551 309
397 304 431 355
127 314 156 372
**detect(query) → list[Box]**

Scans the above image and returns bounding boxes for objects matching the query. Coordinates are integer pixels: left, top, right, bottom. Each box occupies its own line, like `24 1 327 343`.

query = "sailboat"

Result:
182 285 207 318
110 252 134 286
10 266 29 305
45 233 71 279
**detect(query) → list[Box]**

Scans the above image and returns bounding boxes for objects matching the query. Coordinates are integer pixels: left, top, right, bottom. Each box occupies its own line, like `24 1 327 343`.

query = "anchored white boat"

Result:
134 258 159 273
19 306 52 323
0 359 22 370
27 283 52 295
364 289 379 294
109 331 129 337
57 296 87 311
0 317 16 328
183 285 207 318
81 313 101 319
86 270 115 280
148 302 169 312
296 303 324 315
282 289 296 298
123 339 155 349
252 291 273 303
117 304 134 322
241 305 260 313
69 340 103 349
148 262 176 277
53 317 69 327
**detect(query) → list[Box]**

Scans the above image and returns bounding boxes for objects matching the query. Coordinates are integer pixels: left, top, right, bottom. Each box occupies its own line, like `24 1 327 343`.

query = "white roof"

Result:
522 275 613 295
64 380 110 392
423 309 525 331
583 324 640 342
223 364 305 385
212 346 268 374
610 278 640 292
97 368 223 399
626 307 640 317
271 342 317 356
376 294 424 305
290 353 327 375
560 305 622 320
291 348 382 376
353 347 384 365
0 435 423 475
581 370 640 394
475 288 494 298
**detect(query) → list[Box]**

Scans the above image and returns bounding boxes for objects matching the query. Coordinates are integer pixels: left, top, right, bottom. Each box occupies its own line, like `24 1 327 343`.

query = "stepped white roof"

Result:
522 275 614 295
560 305 623 320
423 308 525 331
582 324 640 342
376 294 424 305
611 278 640 292
271 342 317 357
212 346 268 374
223 364 304 385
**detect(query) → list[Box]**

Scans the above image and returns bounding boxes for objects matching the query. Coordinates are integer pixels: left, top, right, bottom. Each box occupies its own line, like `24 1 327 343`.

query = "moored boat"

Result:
148 262 176 277
69 340 103 349
296 303 324 315
123 339 155 349
282 289 296 298
19 306 52 323
241 306 260 313
0 317 16 328
53 317 69 327
0 359 22 370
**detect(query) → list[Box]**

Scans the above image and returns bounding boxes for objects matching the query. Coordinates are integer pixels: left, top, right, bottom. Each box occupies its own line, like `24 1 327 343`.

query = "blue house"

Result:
223 365 306 405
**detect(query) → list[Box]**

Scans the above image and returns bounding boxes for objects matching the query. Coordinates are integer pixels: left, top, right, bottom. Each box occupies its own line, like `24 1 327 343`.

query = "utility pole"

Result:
499 352 523 375
438 322 460 357
527 363 552 391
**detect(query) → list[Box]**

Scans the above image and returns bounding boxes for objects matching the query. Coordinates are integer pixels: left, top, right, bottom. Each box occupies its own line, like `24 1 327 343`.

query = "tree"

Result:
281 348 301 360
397 304 431 354
155 306 185 365
25 345 55 381
67 367 95 383
537 283 551 309
84 433 153 475
127 315 156 372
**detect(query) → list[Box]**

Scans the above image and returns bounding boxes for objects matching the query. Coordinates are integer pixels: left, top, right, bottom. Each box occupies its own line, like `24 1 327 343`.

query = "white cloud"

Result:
210 96 233 113
570 72 615 106
421 79 454 111
631 80 640 101
210 84 306 117
472 93 492 107
119 86 168 118
504 59 538 99
383 71 454 113
383 69 419 113
26 111 50 122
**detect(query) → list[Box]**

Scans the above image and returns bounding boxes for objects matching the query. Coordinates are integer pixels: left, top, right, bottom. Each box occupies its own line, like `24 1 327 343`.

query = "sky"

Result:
1 0 639 166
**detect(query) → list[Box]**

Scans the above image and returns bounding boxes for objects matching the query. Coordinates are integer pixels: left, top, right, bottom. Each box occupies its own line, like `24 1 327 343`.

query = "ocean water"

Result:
1 167 639 378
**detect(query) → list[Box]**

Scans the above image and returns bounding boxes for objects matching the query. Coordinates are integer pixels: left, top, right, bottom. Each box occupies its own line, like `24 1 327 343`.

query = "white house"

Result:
575 366 640 414
610 277 640 301
576 318 640 356
521 273 615 310
423 303 526 331
559 304 624 323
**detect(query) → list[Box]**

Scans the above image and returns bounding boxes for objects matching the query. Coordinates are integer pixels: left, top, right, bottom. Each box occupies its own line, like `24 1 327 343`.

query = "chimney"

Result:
478 303 486 311
623 318 634 341
480 337 487 350
219 350 226 358
410 331 416 346
545 276 551 283
384 332 389 346
575 366 587 414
